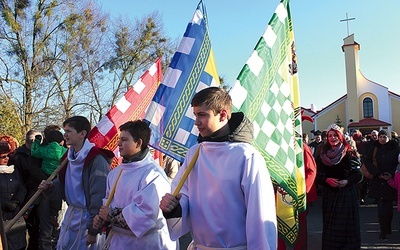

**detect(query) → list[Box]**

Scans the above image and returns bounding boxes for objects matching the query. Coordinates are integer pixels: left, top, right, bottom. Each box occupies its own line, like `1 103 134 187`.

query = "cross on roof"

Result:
340 13 355 36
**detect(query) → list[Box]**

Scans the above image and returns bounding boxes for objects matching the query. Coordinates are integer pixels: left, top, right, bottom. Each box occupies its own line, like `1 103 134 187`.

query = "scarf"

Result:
122 148 149 163
321 143 346 166
0 165 14 174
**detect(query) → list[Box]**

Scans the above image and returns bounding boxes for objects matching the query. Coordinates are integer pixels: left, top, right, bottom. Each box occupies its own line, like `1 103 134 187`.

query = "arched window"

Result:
363 98 373 118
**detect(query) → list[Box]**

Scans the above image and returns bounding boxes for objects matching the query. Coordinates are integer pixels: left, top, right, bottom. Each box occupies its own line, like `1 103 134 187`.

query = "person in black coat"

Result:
0 140 27 250
12 130 42 250
364 129 400 240
309 130 323 158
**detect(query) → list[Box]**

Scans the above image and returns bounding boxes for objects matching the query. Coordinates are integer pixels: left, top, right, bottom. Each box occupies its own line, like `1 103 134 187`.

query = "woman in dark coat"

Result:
364 129 399 240
0 141 27 250
316 124 362 250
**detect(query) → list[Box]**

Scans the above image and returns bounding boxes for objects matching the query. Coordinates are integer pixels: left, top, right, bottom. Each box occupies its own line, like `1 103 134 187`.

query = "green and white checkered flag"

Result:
229 0 305 246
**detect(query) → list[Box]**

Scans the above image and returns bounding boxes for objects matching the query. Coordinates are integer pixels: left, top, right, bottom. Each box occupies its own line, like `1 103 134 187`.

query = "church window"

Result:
363 98 373 118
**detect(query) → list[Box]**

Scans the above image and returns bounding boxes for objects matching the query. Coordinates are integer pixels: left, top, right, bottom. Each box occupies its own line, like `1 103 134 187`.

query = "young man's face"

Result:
63 125 86 149
378 134 389 145
193 104 225 137
118 130 141 159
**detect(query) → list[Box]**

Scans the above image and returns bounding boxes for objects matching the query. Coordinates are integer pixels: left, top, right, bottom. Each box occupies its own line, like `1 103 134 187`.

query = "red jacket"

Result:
303 143 317 203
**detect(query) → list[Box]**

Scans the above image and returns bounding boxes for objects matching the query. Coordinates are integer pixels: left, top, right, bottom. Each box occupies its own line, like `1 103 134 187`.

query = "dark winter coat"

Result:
365 140 399 200
12 145 31 187
0 169 27 220
316 152 363 190
0 167 27 250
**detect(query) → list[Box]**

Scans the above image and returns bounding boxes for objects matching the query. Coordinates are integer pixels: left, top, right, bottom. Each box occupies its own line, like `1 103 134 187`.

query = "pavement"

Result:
178 195 400 249
307 196 400 250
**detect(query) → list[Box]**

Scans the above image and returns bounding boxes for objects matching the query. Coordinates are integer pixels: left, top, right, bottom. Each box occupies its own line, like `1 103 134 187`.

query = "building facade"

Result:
303 34 400 138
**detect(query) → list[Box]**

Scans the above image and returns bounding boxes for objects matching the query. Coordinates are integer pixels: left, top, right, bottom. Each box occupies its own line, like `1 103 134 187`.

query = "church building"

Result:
302 34 400 138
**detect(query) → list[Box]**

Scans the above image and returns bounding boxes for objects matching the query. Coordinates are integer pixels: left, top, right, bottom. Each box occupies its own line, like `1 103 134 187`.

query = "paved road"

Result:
307 196 400 249
178 196 400 249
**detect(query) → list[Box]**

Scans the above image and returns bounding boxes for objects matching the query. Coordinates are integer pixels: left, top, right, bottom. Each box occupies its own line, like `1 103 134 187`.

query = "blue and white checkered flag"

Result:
144 0 219 162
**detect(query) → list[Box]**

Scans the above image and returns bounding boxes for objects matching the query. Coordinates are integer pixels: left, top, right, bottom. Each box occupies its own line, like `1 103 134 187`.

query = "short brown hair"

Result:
119 120 151 151
44 125 61 139
63 116 91 138
191 87 232 118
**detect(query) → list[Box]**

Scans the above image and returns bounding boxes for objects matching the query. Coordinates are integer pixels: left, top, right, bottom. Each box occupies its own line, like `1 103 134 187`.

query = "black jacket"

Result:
0 169 27 220
316 152 362 191
12 145 31 185
365 140 399 200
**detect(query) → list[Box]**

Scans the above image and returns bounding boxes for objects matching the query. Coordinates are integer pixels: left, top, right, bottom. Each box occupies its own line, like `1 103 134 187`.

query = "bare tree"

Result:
104 12 173 107
0 0 84 133
47 1 111 122
0 0 176 134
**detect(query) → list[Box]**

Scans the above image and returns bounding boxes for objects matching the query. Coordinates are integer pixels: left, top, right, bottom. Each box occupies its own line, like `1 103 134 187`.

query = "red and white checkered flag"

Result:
88 58 162 168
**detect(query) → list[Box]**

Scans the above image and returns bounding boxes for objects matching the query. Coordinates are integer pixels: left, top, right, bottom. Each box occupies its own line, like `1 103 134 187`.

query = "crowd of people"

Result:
1 86 400 249
306 125 400 248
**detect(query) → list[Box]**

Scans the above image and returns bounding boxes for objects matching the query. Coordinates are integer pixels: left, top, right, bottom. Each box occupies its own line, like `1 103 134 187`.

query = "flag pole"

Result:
105 169 123 207
4 157 68 233
172 146 200 196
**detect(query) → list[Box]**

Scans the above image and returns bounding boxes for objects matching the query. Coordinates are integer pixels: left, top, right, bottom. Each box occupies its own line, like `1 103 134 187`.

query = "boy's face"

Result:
193 104 227 137
118 130 141 159
63 125 86 148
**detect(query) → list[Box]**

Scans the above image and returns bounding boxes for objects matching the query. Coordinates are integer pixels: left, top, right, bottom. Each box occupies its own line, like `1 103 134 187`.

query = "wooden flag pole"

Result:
159 152 164 169
105 169 123 207
172 146 200 196
4 158 68 233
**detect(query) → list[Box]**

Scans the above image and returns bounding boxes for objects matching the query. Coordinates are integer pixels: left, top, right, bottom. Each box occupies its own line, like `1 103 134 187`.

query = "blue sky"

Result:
98 0 400 111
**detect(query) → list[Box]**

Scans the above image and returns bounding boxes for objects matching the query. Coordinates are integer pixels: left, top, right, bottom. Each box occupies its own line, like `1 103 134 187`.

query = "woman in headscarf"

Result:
364 129 399 240
316 124 363 249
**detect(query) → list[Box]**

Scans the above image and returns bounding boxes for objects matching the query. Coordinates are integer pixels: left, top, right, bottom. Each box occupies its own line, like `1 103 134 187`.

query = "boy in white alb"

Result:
93 120 176 249
160 87 277 249
39 116 113 249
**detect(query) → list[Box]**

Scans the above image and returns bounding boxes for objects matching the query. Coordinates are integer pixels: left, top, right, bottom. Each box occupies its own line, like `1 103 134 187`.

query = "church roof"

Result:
348 117 391 128
389 90 400 99
311 94 347 116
